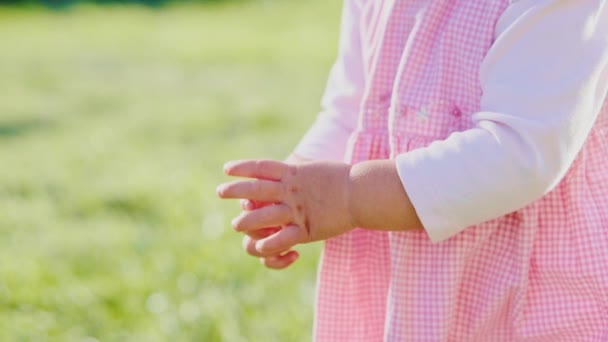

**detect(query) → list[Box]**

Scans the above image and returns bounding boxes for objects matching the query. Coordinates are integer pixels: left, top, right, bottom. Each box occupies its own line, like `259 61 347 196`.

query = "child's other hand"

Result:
217 159 355 257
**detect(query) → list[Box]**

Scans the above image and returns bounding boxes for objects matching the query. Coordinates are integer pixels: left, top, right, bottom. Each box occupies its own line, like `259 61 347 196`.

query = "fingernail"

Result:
223 161 238 173
231 217 240 230
215 184 225 196
244 200 254 210
255 240 265 252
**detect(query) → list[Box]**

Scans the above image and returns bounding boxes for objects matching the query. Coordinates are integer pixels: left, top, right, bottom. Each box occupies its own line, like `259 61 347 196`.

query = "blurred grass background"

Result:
0 0 340 340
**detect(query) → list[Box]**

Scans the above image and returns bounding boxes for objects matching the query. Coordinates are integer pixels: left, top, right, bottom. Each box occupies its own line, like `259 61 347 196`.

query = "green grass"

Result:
0 1 341 340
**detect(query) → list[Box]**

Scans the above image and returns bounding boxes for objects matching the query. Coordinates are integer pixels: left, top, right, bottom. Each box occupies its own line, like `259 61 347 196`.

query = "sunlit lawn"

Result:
0 1 340 340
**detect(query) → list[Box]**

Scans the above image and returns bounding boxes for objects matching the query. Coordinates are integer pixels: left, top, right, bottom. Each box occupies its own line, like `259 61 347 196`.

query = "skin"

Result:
216 155 424 269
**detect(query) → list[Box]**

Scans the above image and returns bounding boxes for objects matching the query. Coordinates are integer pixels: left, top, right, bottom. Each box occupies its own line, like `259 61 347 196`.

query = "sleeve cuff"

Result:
293 113 353 162
395 150 466 243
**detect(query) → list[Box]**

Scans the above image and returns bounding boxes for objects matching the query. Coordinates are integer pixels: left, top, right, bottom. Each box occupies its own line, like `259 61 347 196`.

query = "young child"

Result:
217 0 608 340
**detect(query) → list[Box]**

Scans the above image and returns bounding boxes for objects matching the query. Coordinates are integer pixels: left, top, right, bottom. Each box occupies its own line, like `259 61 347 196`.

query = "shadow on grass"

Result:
0 118 52 139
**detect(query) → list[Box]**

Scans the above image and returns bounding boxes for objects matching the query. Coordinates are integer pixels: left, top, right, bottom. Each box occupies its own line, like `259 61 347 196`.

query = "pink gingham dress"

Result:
310 0 608 341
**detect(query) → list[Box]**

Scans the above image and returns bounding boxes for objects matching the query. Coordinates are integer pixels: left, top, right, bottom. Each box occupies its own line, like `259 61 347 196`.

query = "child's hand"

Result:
239 199 300 269
217 159 355 256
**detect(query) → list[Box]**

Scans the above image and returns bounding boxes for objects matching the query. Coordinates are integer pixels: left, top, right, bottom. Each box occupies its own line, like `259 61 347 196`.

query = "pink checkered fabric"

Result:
314 1 608 341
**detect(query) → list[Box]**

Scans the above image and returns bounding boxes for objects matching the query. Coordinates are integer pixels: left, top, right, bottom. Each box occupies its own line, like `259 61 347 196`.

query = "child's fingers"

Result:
245 227 281 239
255 225 307 254
240 199 270 211
216 179 284 202
223 159 288 181
242 235 291 257
260 251 299 270
231 204 292 233
240 199 254 210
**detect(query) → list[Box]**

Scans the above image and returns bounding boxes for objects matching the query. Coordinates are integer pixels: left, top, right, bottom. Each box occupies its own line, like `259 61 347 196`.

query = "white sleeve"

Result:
293 0 365 161
396 0 608 243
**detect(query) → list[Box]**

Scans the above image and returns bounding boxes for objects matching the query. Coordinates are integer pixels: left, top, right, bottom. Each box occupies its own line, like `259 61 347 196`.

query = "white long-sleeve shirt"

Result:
294 0 608 242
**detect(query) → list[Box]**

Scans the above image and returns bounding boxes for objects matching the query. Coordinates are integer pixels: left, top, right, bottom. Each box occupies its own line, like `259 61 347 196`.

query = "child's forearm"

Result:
285 155 423 231
348 160 424 232
218 158 424 251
